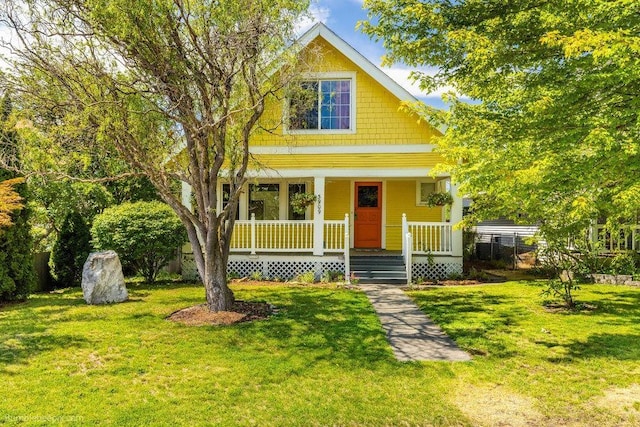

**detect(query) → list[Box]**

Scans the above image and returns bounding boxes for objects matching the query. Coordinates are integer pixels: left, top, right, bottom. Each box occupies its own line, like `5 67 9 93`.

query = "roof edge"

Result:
295 23 419 103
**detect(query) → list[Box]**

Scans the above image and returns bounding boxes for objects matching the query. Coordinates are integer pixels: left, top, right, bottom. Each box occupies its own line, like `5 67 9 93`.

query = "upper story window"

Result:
288 74 355 133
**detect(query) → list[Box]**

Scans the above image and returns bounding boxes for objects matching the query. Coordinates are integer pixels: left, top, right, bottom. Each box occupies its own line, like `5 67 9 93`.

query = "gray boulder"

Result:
81 251 128 304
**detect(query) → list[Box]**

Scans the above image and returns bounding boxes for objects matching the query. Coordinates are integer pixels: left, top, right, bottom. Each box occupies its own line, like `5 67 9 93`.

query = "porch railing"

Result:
595 225 640 252
323 220 347 252
402 214 453 255
230 214 348 254
231 213 454 256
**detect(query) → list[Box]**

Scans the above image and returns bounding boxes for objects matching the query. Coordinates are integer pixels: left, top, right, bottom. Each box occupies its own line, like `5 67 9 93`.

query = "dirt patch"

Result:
592 384 640 424
76 352 106 375
167 301 273 326
455 384 545 427
543 302 598 313
406 278 506 289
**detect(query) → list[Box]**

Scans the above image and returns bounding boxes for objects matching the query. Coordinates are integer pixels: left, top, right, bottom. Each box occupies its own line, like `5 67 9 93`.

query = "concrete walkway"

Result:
361 285 472 362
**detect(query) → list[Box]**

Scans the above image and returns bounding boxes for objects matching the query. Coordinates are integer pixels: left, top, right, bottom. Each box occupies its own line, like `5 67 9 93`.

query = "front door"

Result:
354 182 382 248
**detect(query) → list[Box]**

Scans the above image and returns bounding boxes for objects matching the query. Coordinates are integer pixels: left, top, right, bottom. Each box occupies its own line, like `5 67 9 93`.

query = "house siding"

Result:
325 180 351 221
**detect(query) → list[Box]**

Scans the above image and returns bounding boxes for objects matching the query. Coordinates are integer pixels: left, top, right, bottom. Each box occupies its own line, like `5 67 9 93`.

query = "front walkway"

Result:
361 285 471 362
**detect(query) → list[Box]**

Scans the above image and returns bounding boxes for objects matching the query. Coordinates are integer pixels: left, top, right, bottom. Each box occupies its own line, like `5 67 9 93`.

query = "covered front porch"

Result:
181 174 463 282
182 215 461 282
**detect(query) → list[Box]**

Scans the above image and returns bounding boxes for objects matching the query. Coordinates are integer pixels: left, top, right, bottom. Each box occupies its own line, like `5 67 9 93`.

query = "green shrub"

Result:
467 267 489 281
446 271 464 281
227 271 240 281
91 201 186 283
50 211 92 288
0 177 35 301
609 251 639 276
320 270 344 283
294 270 316 284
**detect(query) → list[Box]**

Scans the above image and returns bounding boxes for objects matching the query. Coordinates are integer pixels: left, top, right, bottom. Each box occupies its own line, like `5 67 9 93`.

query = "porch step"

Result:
350 256 407 285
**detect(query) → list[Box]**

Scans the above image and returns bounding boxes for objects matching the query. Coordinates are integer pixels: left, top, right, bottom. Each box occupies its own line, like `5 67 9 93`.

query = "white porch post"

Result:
344 214 350 284
589 219 599 249
401 213 408 256
450 182 463 257
313 176 326 256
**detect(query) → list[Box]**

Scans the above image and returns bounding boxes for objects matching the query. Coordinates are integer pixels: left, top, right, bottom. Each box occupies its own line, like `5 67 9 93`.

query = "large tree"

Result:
1 0 310 311
362 0 640 238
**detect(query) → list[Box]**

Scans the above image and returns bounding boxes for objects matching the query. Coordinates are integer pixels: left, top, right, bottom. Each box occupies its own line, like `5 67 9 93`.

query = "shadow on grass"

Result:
586 289 640 318
0 331 88 373
538 333 640 362
408 289 525 358
211 287 397 368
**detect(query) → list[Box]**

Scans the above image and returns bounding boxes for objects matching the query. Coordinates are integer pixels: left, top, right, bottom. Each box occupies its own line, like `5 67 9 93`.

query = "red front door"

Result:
354 182 382 248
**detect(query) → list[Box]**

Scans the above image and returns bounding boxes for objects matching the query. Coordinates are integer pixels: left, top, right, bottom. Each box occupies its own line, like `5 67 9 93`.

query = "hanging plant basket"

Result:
424 192 453 207
290 192 317 215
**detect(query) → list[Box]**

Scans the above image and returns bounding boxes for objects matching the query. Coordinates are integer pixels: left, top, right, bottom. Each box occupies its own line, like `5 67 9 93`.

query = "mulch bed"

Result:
543 302 598 313
167 300 273 326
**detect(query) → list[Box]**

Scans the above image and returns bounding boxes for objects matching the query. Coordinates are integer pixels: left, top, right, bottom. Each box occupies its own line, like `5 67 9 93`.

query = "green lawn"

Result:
1 281 639 426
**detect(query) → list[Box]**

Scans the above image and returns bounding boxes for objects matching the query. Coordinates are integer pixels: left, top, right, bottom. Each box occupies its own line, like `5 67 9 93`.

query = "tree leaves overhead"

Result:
1 0 310 310
363 0 640 235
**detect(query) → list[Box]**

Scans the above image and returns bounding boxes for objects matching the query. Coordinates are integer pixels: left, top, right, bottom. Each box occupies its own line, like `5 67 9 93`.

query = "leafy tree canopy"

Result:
363 0 640 238
1 0 311 311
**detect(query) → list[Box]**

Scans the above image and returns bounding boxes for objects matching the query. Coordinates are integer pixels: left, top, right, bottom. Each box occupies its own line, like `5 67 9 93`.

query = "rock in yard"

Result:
81 251 128 304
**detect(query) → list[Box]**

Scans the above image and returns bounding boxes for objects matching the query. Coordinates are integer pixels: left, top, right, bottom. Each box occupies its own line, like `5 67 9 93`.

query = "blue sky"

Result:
299 0 448 110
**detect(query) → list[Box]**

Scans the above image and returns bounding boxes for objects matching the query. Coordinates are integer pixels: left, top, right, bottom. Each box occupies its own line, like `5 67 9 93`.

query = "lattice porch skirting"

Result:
181 253 345 281
410 256 463 281
183 254 462 282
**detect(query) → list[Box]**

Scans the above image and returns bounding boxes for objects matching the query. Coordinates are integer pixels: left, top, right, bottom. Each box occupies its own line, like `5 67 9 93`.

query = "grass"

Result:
0 280 639 426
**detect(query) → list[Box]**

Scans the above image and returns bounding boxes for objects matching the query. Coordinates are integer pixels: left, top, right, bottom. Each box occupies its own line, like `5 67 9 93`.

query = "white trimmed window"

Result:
220 181 311 220
249 183 280 220
287 73 355 133
416 181 436 206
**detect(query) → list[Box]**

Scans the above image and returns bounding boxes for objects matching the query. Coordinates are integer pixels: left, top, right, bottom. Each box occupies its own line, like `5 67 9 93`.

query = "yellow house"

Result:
181 23 463 283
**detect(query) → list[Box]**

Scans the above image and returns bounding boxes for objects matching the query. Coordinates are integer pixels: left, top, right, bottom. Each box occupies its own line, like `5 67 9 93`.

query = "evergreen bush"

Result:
0 94 35 301
0 192 35 301
50 211 92 288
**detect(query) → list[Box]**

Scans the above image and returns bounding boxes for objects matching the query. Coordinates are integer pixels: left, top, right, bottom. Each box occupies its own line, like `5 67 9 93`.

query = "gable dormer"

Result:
252 23 441 146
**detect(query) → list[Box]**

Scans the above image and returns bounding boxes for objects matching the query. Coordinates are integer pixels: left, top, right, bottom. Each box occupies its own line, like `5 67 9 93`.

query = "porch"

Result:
594 224 640 252
181 214 463 283
180 174 464 282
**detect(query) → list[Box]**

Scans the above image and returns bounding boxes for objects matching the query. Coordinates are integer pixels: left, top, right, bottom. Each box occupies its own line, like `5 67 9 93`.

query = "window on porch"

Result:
244 182 310 220
249 184 280 220
288 183 307 220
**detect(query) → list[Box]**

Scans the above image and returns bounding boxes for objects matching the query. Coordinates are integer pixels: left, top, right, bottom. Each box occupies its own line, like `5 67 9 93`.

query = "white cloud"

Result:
381 66 458 98
295 4 331 35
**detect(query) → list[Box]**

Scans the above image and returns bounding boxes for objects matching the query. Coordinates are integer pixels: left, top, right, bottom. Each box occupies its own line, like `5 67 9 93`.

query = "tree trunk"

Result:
203 248 235 312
